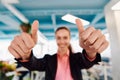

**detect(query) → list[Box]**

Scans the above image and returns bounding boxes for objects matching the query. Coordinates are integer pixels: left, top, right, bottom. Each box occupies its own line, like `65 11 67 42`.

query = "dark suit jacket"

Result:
17 50 101 80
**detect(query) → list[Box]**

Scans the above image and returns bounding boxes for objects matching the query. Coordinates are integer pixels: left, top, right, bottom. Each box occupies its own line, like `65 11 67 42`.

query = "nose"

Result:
59 38 65 44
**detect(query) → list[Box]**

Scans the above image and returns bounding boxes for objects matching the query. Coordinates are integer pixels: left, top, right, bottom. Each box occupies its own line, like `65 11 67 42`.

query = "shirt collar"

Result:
57 49 70 57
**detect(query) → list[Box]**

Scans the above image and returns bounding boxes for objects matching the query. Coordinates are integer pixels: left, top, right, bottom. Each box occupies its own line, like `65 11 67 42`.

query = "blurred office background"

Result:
0 0 120 80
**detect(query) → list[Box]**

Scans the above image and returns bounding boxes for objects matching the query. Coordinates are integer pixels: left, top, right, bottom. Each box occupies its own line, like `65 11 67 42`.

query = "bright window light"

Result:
111 1 120 10
61 14 90 26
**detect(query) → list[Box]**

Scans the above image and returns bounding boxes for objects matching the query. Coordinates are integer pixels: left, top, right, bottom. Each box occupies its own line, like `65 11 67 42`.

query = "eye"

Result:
57 37 61 40
63 36 68 39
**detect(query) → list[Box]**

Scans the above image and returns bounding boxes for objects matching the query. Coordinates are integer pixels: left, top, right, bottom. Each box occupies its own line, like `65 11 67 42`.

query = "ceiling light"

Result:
111 1 120 10
3 3 29 23
1 0 19 4
61 14 90 26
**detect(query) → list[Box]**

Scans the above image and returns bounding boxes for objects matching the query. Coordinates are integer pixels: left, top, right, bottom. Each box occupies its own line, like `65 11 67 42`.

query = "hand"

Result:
8 20 39 60
75 19 109 58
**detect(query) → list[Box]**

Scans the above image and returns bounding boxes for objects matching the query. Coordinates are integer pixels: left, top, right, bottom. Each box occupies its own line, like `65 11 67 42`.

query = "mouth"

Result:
59 45 67 49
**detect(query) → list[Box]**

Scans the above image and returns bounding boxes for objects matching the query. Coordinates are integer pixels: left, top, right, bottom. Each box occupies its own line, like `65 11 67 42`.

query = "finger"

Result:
90 35 105 50
85 29 102 46
14 35 31 54
31 20 39 43
75 19 84 33
97 40 109 53
21 32 35 49
81 27 95 41
11 41 31 60
11 41 25 57
8 45 21 59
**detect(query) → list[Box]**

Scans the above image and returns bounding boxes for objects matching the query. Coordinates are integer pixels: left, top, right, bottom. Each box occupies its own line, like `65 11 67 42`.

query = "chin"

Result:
59 47 67 49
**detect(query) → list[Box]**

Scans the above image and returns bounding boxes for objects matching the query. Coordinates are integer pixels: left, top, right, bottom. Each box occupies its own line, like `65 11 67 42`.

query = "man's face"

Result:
55 29 70 50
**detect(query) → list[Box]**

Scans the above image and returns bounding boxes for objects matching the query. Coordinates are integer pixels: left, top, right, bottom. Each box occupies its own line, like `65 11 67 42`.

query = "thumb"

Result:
75 19 84 33
31 20 39 43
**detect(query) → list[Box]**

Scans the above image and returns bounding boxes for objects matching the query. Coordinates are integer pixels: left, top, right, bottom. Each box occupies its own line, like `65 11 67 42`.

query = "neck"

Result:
58 48 68 56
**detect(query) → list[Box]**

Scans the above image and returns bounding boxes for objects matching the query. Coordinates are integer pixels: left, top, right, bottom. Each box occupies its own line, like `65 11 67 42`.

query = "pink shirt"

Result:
55 51 73 80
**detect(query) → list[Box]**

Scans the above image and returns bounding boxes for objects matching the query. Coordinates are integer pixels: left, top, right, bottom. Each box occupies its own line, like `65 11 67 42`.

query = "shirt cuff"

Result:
83 49 96 62
15 58 29 62
84 53 96 61
15 50 33 62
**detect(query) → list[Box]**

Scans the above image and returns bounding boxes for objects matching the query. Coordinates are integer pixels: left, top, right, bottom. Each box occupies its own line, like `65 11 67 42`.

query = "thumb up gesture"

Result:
76 19 109 58
8 20 39 60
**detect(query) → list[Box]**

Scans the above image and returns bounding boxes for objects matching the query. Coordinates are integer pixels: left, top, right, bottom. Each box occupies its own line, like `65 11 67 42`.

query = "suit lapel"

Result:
50 54 57 79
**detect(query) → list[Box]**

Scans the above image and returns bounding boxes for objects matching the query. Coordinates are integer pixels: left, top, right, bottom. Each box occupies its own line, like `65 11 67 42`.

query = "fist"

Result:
76 19 109 58
8 20 39 60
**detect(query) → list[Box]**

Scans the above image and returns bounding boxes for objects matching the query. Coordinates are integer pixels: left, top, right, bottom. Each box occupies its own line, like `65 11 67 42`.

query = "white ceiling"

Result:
0 0 110 40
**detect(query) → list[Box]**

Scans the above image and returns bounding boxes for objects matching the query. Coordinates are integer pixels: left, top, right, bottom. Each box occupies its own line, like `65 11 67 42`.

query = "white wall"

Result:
105 0 120 79
0 39 15 62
